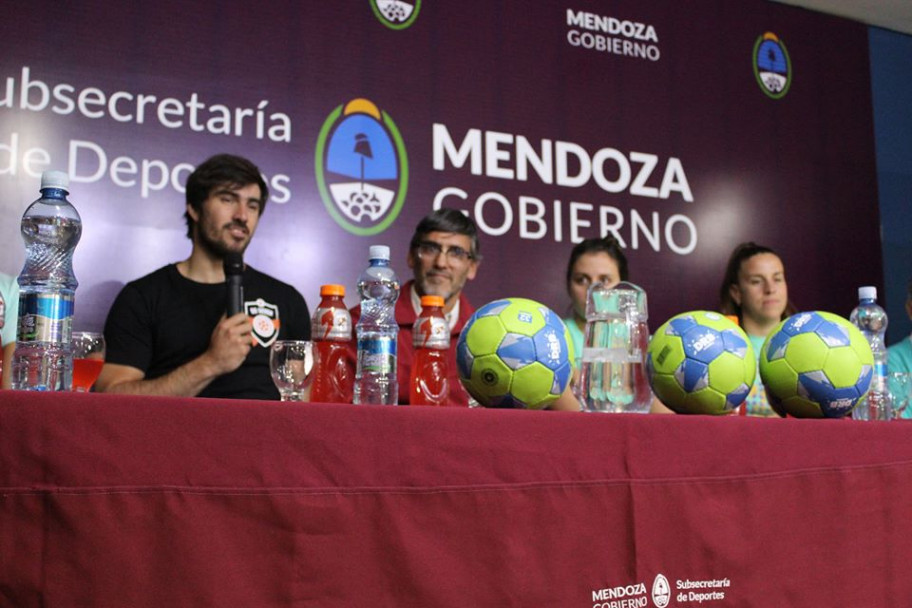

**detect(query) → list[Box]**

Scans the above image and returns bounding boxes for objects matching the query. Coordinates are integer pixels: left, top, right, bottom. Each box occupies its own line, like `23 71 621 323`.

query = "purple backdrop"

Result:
0 0 881 333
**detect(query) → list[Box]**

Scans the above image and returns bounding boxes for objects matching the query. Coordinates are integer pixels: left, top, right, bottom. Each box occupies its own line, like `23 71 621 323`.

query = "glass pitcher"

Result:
576 281 652 413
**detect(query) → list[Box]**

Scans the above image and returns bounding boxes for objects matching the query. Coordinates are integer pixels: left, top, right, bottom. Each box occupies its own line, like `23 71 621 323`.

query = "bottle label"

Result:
314 306 352 341
872 361 888 391
413 316 449 349
357 335 396 374
17 292 74 343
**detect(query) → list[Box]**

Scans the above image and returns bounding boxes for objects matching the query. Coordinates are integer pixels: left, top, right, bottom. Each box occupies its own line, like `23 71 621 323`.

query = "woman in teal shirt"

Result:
718 242 797 417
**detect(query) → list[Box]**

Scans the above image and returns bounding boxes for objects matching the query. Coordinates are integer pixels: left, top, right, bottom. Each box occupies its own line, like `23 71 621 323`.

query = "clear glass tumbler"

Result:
71 331 106 392
269 340 314 401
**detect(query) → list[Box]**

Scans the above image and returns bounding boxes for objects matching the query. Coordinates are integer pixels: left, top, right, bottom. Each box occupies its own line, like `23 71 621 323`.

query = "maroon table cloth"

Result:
1 390 910 607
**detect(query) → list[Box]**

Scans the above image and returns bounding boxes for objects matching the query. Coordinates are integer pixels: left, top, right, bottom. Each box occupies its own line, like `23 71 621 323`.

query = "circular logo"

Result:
753 32 791 99
370 0 422 30
315 98 409 236
652 574 671 608
481 370 499 386
253 314 274 336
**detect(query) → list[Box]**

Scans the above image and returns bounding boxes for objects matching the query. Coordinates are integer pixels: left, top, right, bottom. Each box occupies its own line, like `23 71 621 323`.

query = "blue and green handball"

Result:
646 311 756 415
759 311 873 418
456 298 573 409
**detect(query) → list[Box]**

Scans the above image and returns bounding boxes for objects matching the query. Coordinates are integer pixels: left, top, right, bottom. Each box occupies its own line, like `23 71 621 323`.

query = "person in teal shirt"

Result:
887 280 912 374
718 242 797 417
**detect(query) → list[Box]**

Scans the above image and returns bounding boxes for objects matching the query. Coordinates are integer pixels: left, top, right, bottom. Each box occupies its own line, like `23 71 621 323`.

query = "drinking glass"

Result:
72 331 106 392
269 340 314 401
887 372 912 420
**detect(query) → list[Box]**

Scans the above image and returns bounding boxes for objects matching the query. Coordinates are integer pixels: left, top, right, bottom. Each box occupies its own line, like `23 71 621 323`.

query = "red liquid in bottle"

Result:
410 295 450 406
411 348 448 406
310 285 354 403
312 340 354 403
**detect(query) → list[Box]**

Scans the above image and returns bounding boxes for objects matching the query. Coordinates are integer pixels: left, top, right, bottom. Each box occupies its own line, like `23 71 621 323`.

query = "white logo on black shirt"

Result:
245 299 280 347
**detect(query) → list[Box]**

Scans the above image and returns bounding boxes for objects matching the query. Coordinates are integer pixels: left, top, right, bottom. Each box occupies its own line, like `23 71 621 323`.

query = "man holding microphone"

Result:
95 154 310 400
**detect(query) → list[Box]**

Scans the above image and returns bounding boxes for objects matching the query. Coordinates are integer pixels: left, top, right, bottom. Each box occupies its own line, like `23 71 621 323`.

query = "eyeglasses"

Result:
414 240 474 263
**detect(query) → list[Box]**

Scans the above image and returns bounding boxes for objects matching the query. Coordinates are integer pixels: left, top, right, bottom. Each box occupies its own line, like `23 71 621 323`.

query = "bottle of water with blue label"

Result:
353 245 400 405
849 286 891 420
11 171 82 391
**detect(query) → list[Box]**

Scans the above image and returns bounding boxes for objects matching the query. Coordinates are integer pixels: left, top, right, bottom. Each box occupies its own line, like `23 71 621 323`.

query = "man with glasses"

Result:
352 207 481 406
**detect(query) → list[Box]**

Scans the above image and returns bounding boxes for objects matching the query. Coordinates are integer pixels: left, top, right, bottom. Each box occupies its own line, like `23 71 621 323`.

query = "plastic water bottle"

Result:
11 171 82 391
850 286 891 421
576 281 652 413
410 295 450 406
353 245 400 405
310 284 354 403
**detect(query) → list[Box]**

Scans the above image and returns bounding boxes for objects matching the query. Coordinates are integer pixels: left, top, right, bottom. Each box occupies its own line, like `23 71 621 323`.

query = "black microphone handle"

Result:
227 275 244 316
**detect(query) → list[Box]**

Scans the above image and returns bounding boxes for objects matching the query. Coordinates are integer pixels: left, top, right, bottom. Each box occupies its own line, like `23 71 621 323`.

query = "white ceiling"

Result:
771 0 912 35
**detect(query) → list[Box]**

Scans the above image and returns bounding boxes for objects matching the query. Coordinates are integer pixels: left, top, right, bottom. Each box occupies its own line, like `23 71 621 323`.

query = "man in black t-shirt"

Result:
96 154 310 400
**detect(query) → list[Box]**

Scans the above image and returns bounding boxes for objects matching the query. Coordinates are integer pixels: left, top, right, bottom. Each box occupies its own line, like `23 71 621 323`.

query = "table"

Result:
2 390 911 607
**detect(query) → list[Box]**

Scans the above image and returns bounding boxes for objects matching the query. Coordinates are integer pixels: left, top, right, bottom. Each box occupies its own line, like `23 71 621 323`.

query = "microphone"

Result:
224 252 244 316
